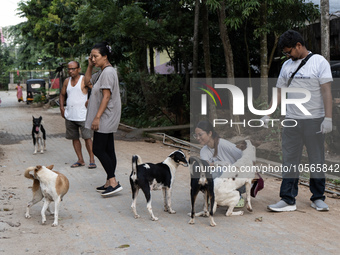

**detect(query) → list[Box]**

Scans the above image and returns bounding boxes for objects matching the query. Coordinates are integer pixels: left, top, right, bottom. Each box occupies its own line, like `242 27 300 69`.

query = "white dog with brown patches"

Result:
213 140 257 217
24 165 69 226
193 140 257 225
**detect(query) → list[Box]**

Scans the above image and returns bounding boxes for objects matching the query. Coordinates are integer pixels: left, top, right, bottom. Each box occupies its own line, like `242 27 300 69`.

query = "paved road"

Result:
0 91 340 255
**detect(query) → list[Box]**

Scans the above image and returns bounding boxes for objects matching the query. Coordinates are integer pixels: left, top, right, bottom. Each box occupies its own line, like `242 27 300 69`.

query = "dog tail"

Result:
131 155 142 180
189 157 213 179
24 167 36 180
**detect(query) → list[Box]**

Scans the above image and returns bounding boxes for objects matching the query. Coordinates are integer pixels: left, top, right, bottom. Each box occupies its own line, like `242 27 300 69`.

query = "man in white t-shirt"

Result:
60 61 96 169
262 30 333 212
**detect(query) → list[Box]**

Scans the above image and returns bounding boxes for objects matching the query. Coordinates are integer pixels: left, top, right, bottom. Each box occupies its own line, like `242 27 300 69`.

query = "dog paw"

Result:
168 209 176 214
52 223 58 227
25 214 31 219
202 212 209 217
188 219 195 224
40 151 44 154
134 214 140 219
151 217 159 221
41 221 46 225
210 221 217 227
209 216 217 226
33 152 37 155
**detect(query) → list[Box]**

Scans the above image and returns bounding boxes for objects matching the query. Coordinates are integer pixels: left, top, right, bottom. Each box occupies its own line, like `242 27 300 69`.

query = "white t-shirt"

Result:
200 138 242 165
276 53 333 119
65 75 87 121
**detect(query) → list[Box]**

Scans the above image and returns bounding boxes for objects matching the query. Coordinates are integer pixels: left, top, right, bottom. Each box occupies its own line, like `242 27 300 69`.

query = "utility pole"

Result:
320 0 330 62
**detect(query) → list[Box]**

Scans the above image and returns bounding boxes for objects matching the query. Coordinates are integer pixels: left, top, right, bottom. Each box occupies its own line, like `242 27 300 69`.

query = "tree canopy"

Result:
1 0 320 126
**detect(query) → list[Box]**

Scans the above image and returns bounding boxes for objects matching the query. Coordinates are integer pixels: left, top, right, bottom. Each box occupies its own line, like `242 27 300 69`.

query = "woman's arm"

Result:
91 89 111 131
84 56 94 89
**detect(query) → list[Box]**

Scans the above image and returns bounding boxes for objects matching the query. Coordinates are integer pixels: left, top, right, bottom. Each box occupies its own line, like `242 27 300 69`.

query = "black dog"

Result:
32 116 46 154
130 150 188 221
188 157 216 227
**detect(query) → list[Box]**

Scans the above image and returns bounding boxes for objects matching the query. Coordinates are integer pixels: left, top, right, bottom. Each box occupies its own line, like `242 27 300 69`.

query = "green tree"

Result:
17 0 85 60
0 41 11 88
9 0 321 128
208 0 319 103
222 0 319 103
7 23 58 70
0 28 16 88
74 0 194 125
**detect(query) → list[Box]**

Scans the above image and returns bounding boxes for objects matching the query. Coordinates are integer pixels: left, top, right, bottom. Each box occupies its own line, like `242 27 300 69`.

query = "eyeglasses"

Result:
67 68 78 71
193 132 206 140
282 47 294 57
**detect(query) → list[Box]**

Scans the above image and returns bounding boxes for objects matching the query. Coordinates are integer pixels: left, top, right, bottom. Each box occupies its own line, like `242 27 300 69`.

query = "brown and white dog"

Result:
194 140 257 226
24 165 69 226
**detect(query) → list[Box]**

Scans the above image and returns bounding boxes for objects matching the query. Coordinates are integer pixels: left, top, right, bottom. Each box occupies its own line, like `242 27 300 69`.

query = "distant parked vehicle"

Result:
26 79 46 104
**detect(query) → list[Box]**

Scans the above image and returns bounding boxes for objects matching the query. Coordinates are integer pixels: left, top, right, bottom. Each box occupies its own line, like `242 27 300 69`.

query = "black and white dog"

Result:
32 116 46 154
188 157 216 227
130 150 188 221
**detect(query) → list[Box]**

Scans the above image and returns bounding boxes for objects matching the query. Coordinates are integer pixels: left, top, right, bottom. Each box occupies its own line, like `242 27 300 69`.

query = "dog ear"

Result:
46 165 54 170
178 149 185 156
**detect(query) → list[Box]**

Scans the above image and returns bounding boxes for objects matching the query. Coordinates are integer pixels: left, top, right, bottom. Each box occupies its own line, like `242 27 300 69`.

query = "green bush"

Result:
119 61 187 127
33 88 47 103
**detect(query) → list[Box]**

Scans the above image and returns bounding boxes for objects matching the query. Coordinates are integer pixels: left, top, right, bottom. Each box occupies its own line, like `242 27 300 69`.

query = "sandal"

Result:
71 162 85 168
88 163 97 169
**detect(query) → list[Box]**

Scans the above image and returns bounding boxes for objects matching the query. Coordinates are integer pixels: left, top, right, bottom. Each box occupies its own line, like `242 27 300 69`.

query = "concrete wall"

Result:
8 84 27 90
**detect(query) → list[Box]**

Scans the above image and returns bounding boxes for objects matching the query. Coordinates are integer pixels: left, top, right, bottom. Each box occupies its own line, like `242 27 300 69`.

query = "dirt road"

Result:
0 91 340 255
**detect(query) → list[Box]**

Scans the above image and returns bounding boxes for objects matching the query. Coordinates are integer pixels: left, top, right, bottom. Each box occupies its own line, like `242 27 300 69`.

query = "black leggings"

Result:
92 132 117 180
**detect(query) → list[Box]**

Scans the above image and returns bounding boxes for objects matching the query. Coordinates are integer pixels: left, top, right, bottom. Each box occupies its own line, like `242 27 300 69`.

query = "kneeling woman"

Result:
194 120 245 206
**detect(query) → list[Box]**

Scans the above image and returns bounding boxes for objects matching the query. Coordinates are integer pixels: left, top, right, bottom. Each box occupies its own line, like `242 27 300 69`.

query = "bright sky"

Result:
308 0 340 13
0 0 26 28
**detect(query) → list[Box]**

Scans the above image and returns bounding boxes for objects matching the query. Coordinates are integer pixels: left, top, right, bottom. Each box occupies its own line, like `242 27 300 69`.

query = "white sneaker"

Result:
267 200 296 212
311 199 329 211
